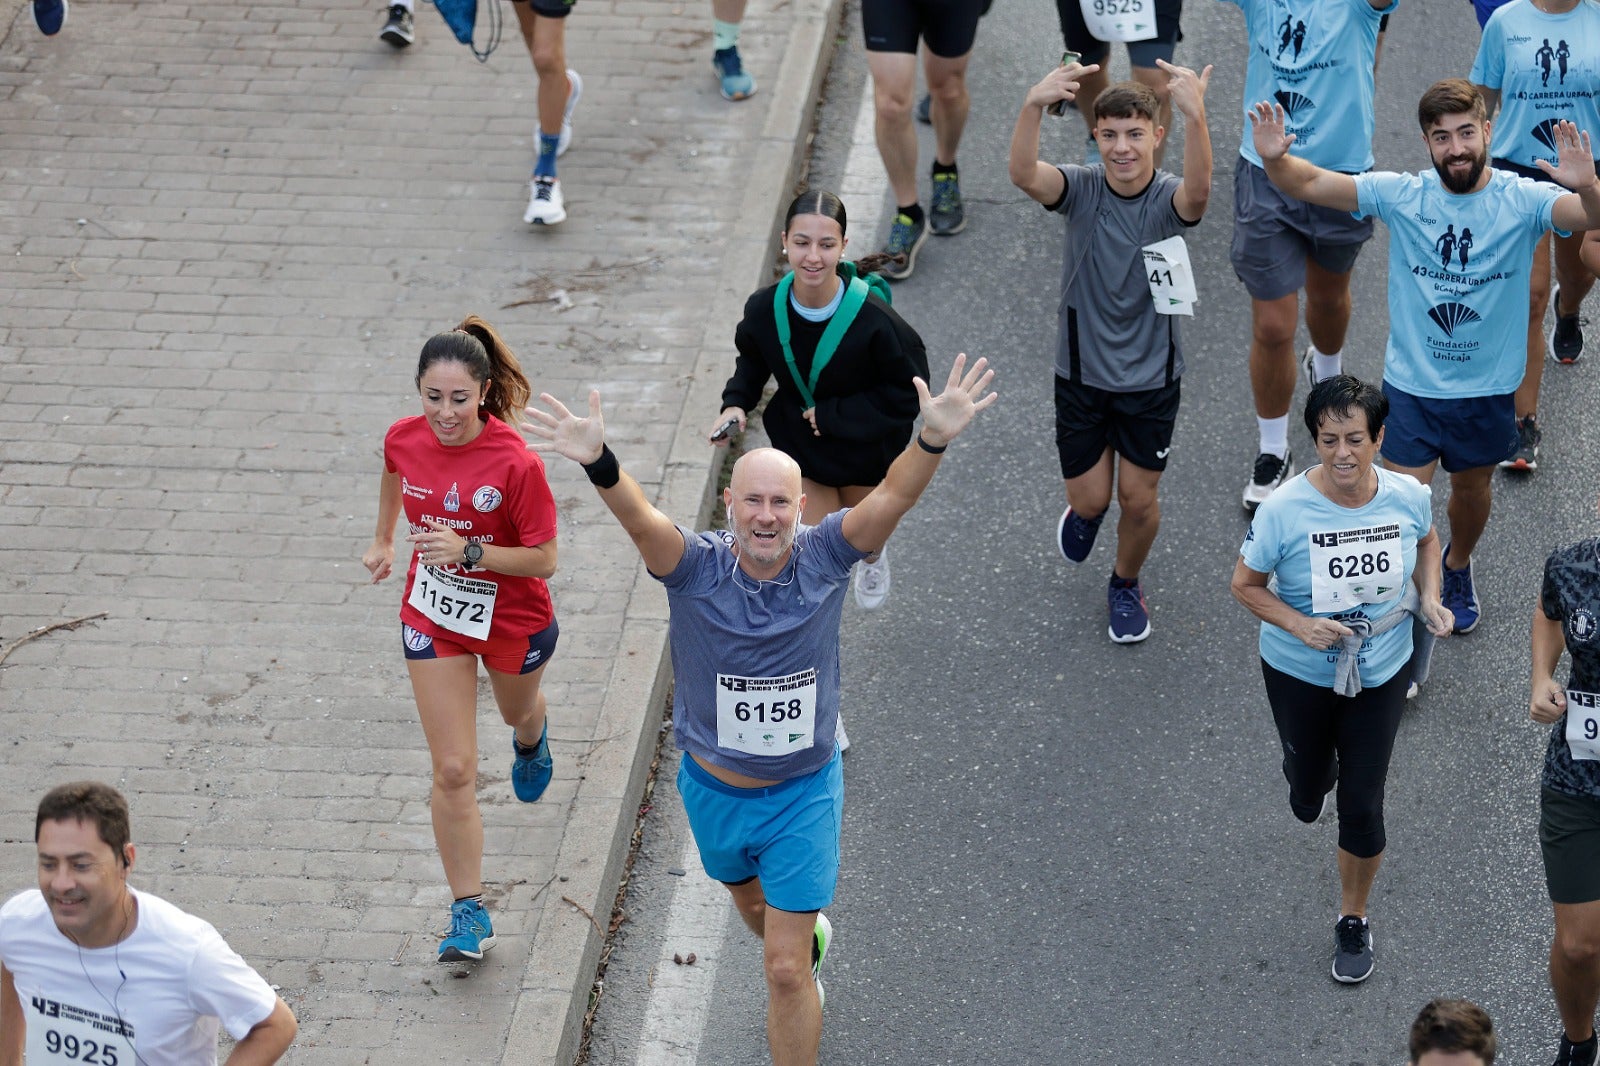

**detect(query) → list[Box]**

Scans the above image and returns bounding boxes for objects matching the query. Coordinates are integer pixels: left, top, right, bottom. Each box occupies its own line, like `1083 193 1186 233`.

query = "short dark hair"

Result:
1094 82 1160 125
1304 375 1388 439
1418 78 1487 131
1409 999 1496 1064
36 782 131 866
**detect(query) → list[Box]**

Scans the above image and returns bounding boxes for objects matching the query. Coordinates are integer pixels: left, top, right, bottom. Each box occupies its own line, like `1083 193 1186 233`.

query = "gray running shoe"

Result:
380 3 414 46
1331 915 1373 983
1499 415 1540 471
915 92 932 124
878 211 928 282
929 171 966 235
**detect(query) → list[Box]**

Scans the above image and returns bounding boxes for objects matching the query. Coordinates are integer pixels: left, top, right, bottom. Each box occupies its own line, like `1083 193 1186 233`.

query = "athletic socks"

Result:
534 130 560 180
932 159 958 178
712 18 740 51
1258 415 1289 459
1311 346 1343 380
897 202 925 226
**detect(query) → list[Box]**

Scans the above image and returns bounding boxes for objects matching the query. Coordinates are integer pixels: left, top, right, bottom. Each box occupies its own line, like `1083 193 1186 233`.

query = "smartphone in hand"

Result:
709 416 741 443
1047 51 1082 117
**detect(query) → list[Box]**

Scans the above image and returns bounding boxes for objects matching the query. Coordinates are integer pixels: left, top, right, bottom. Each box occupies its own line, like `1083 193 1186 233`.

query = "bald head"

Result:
724 448 805 578
729 447 803 497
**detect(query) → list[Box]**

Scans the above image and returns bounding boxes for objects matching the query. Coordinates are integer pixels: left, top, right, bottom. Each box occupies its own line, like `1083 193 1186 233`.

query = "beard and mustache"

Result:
1434 145 1488 194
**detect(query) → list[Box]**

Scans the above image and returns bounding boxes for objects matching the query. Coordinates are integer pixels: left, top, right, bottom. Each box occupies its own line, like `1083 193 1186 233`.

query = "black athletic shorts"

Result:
1541 787 1600 904
1054 374 1180 479
862 0 987 57
515 0 574 19
1056 0 1182 66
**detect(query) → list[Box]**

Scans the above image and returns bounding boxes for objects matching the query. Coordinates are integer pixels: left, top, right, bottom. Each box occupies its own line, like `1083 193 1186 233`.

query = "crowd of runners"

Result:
7 1 1600 1065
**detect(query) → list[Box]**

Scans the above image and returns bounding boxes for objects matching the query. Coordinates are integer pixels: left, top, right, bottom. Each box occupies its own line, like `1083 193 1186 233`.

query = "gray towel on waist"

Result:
1331 583 1436 698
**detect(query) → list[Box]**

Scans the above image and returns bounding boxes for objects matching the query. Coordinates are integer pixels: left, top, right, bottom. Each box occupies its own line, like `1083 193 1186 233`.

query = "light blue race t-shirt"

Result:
1223 0 1394 171
656 510 867 781
1472 0 1600 169
1354 168 1565 398
1241 468 1433 688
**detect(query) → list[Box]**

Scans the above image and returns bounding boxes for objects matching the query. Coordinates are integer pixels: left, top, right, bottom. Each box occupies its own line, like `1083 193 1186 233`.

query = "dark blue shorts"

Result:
1379 381 1518 473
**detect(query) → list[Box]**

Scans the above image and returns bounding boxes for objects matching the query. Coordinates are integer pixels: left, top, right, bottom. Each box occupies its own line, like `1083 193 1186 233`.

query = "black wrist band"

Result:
582 444 621 489
916 434 947 455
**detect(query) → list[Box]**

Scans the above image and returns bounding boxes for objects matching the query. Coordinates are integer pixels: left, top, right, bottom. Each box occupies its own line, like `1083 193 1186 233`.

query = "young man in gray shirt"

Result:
1009 57 1213 643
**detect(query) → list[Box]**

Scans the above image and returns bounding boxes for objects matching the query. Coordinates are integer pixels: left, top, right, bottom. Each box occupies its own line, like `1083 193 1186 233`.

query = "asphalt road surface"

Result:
584 1 1600 1062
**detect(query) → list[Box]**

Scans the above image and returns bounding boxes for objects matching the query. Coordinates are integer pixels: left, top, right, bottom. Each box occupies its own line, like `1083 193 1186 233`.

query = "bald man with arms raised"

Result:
524 355 994 1066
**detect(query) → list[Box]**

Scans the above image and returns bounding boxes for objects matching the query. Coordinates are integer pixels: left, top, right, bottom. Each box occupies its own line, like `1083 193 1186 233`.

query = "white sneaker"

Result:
524 178 566 226
835 714 850 754
551 69 582 157
852 550 890 609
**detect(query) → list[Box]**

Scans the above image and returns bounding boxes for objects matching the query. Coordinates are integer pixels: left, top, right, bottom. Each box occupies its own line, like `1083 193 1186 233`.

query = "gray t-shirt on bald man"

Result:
1048 164 1199 393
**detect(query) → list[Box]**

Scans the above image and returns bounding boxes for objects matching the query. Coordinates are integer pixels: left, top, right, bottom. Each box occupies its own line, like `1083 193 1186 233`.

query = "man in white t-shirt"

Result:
0 782 297 1066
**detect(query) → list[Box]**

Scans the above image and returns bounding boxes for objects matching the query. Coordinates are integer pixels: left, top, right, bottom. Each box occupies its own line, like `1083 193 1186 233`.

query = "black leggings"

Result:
1260 661 1410 859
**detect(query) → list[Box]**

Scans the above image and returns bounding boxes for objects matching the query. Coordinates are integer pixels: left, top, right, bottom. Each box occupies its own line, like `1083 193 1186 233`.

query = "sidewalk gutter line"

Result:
497 1 846 1062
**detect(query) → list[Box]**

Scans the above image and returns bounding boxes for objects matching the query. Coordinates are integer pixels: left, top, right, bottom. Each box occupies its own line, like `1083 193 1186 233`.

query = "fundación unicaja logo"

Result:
1274 90 1314 121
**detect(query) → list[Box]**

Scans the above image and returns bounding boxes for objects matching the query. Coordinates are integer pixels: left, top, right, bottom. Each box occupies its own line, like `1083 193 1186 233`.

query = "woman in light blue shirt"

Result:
1231 376 1454 986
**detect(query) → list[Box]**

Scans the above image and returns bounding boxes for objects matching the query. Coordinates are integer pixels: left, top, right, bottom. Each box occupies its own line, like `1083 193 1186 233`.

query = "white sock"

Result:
1258 415 1289 458
1311 346 1342 382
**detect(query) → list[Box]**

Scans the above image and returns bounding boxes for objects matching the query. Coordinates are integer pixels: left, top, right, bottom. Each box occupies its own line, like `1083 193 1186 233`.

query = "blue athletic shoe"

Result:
712 46 756 101
1441 545 1480 634
33 0 66 35
1108 577 1152 644
1056 506 1104 563
511 721 552 802
438 898 496 962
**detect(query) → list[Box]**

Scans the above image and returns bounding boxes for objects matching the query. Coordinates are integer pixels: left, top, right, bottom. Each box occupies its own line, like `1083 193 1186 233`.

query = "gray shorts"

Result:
1230 160 1374 301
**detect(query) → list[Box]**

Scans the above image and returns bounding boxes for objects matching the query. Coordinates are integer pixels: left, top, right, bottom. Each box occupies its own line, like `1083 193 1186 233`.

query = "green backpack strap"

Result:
774 274 871 410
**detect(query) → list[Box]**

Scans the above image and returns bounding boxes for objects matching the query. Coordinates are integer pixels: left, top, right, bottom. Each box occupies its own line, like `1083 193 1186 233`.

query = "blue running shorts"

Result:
678 747 844 913
1380 381 1517 473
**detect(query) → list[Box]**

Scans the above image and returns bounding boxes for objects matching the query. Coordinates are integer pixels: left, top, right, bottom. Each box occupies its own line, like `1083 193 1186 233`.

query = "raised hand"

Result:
1536 119 1599 191
1157 59 1212 121
522 389 606 465
1247 101 1296 163
1024 61 1102 113
914 354 997 447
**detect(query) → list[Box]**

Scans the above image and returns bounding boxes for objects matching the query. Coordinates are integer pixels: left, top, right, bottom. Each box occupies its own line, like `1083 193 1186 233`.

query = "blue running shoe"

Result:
512 721 552 802
33 0 66 35
1056 506 1104 563
915 92 932 124
1108 577 1152 643
879 211 928 282
812 912 832 1009
712 46 756 101
438 898 496 962
1441 545 1480 634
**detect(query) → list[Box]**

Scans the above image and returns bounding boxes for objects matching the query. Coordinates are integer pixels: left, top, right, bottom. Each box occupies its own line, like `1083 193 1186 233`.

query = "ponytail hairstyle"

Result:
782 189 900 278
414 315 532 426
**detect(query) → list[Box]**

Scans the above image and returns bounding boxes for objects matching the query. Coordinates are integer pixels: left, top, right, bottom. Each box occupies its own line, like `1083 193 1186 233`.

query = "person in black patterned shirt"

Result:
1531 537 1600 1066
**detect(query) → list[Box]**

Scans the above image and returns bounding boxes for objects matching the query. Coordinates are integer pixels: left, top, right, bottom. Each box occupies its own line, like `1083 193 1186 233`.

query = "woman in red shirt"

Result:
362 316 560 963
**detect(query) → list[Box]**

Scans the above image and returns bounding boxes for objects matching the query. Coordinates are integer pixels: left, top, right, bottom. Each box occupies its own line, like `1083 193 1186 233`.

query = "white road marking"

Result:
632 835 734 1065
839 76 888 247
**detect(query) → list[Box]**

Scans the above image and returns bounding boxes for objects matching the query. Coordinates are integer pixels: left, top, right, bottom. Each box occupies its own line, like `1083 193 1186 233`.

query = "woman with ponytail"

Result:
710 190 930 618
362 315 561 963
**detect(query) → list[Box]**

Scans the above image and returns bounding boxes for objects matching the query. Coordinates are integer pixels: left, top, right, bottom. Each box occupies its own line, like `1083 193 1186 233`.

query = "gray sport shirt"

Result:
1049 164 1198 393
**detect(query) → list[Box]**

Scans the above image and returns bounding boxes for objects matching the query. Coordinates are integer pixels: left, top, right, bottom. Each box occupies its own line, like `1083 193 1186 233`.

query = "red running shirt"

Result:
384 414 557 641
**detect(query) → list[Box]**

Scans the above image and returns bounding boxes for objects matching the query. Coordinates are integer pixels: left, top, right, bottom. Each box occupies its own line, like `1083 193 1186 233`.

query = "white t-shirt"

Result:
0 888 279 1065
